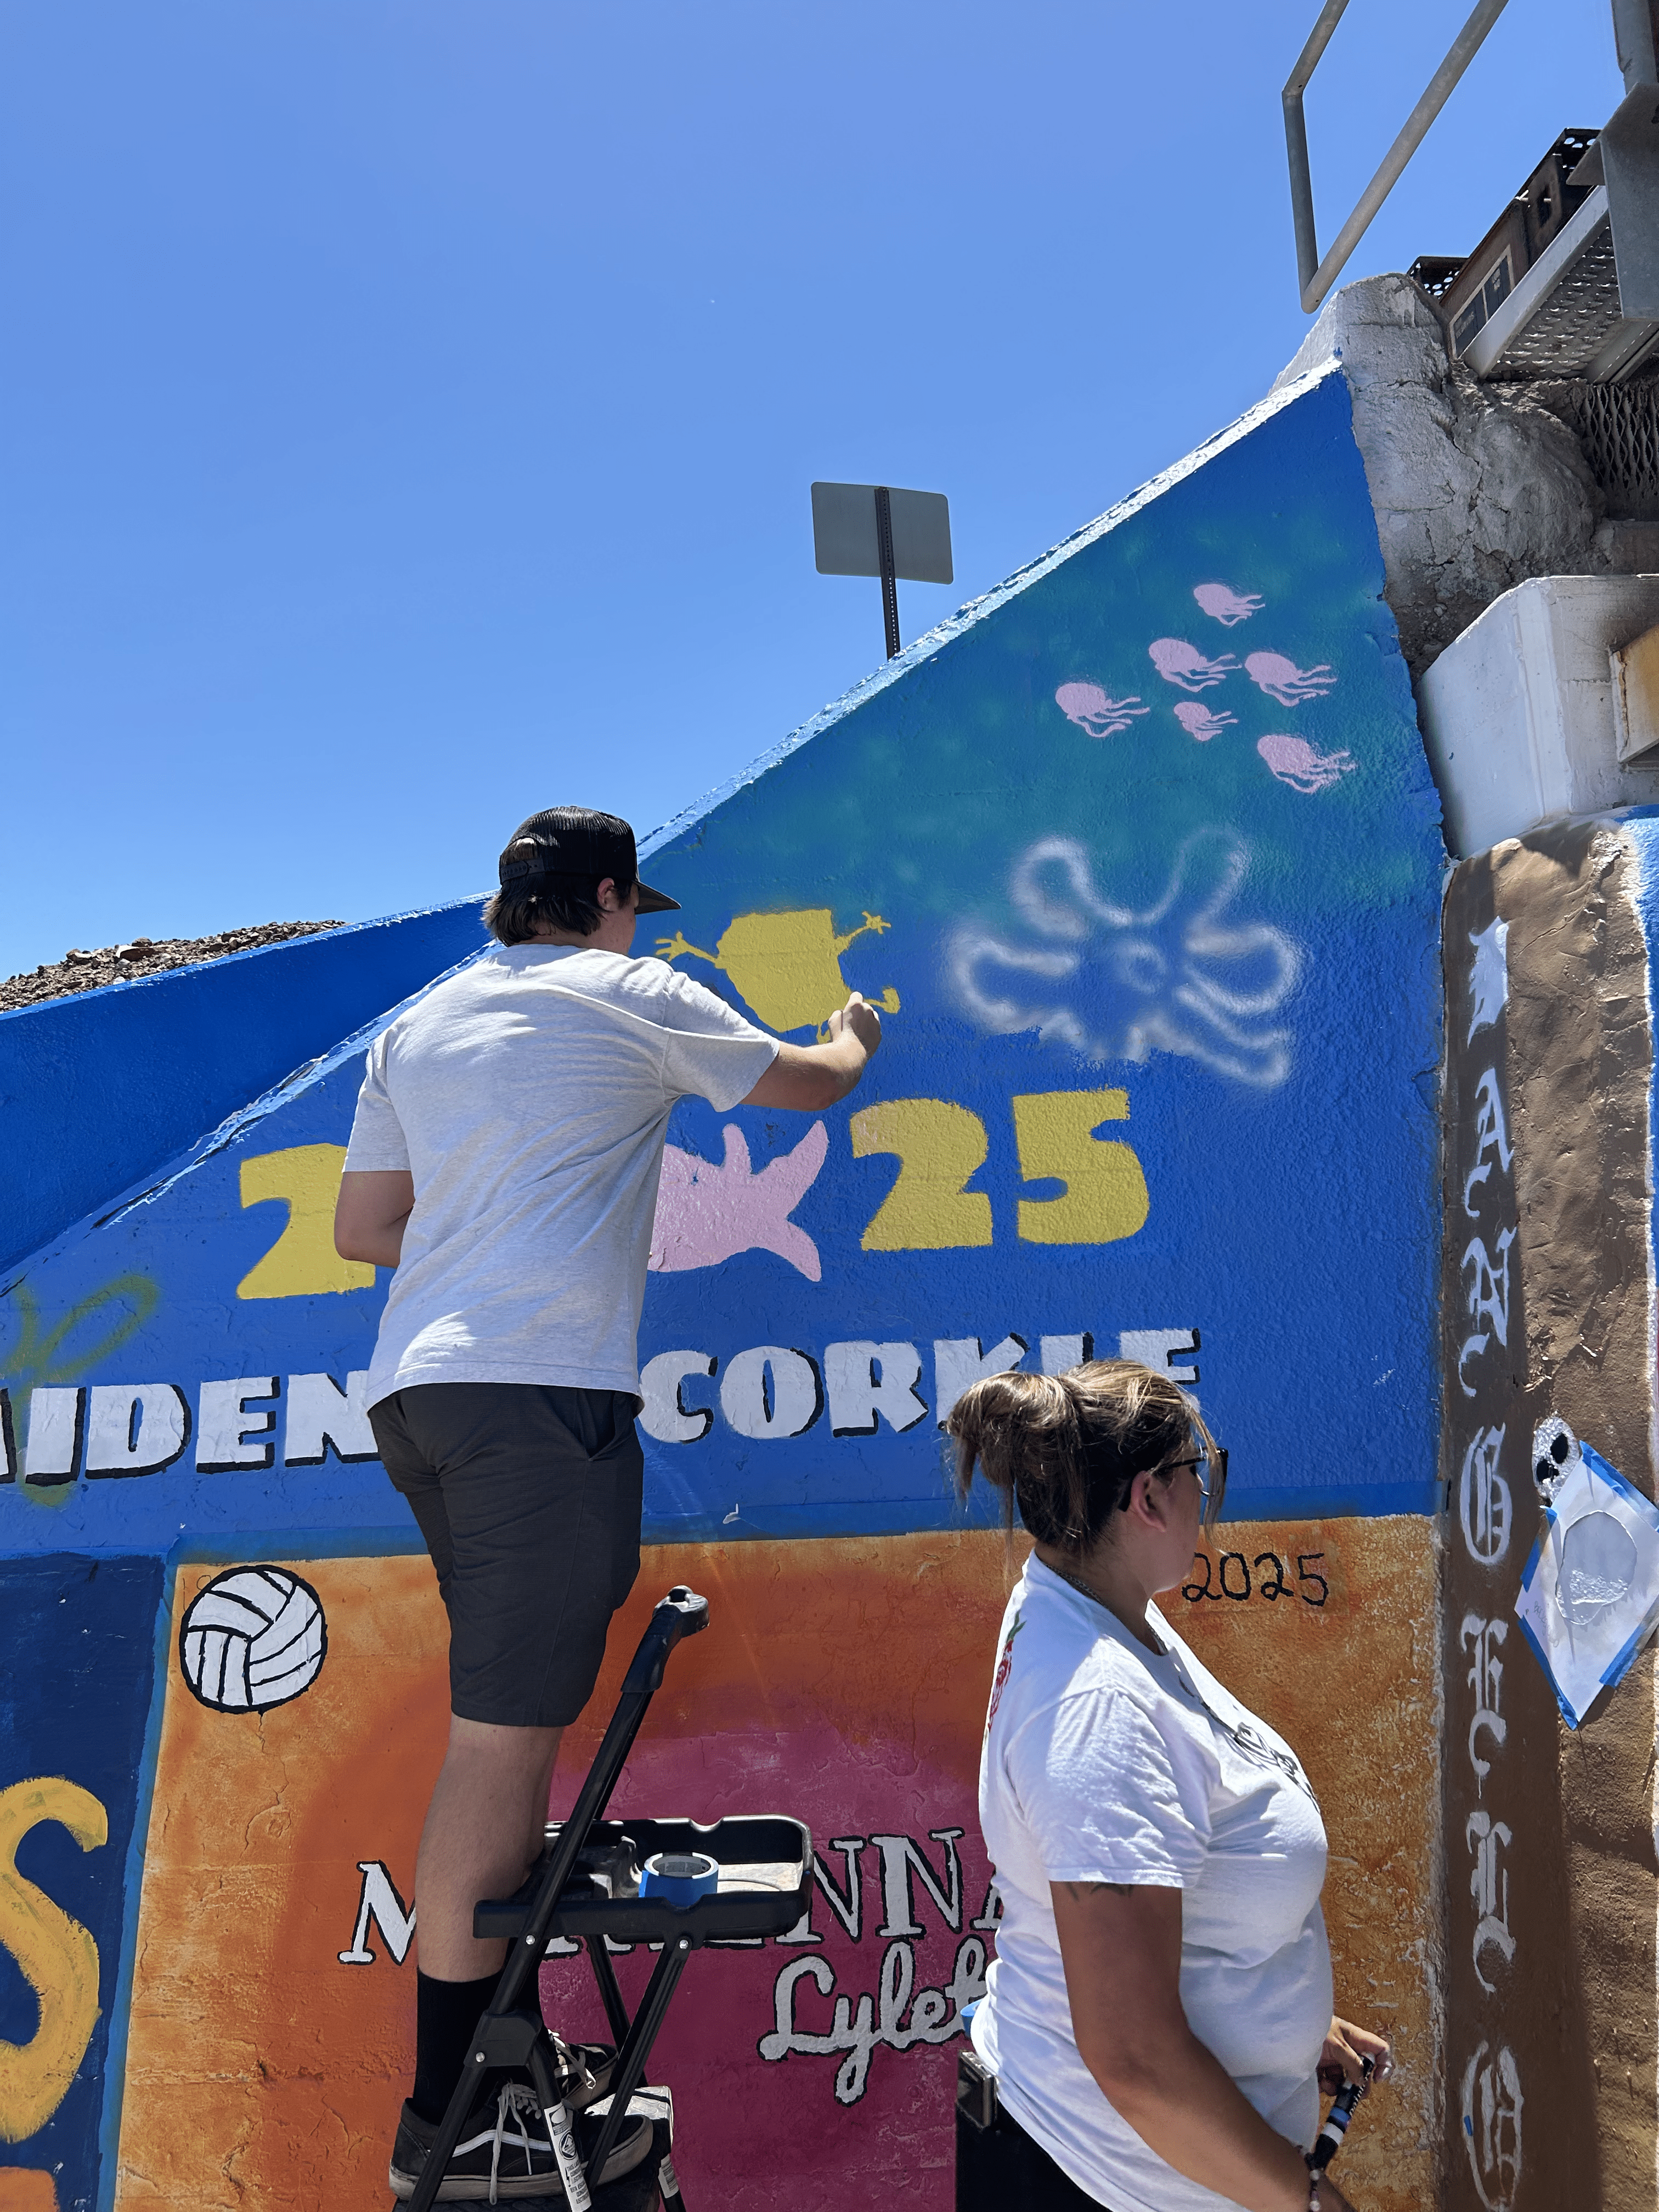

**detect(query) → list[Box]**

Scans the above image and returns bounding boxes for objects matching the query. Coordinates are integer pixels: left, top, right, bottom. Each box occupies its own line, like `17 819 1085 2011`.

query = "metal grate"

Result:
1483 215 1623 377
1540 374 1659 516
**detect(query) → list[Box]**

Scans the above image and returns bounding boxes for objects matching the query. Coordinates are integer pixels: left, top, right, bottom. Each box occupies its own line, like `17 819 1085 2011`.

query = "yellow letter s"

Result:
0 1778 107 2143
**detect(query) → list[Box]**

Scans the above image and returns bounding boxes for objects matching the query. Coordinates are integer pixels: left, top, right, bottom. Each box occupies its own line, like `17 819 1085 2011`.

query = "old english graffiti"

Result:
1458 1428 1511 1567
1461 2041 1523 2212
1460 1616 1506 1793
1450 916 1523 2198
1458 1228 1515 1399
1465 1813 1515 1993
1462 1072 1514 1218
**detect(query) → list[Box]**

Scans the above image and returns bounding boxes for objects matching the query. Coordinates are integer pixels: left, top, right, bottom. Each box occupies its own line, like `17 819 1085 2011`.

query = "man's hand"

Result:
826 992 883 1058
742 992 882 1111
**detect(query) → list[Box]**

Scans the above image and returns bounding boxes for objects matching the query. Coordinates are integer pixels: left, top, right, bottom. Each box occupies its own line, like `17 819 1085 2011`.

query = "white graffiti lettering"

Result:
1466 1813 1515 1992
1460 2041 1523 2210
1467 921 1510 1043
758 1936 988 2104
1460 1616 1507 1793
1462 1071 1514 1218
1459 1428 1512 1566
1458 1229 1516 1395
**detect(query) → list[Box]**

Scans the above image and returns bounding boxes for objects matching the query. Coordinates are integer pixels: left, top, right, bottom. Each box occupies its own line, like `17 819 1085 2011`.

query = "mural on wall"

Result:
1438 822 1659 2212
0 359 1447 2211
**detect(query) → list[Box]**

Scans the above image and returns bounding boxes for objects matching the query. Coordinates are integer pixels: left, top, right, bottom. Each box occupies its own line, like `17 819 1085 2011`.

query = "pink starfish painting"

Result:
1257 732 1355 793
1245 651 1336 705
1148 639 1239 692
1054 681 1150 738
1192 582 1264 627
649 1119 828 1280
1172 702 1237 742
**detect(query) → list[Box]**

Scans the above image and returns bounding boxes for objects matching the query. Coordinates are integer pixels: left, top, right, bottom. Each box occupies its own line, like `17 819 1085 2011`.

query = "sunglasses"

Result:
1164 1447 1228 1522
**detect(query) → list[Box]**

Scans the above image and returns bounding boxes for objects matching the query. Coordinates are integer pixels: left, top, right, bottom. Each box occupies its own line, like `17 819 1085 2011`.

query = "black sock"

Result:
411 1971 501 2125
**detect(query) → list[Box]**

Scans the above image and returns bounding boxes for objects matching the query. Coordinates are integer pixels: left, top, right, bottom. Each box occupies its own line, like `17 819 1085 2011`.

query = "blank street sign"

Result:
810 483 953 584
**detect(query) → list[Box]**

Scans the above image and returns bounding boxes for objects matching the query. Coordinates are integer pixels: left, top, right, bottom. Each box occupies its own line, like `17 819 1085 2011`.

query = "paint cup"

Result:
637 1850 719 1906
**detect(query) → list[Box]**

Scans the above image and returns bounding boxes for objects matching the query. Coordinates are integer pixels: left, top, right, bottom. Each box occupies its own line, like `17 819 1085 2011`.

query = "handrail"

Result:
1283 0 1513 313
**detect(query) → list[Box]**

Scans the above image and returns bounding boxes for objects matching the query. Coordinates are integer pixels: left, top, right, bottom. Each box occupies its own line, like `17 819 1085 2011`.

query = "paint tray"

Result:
473 1814 811 1946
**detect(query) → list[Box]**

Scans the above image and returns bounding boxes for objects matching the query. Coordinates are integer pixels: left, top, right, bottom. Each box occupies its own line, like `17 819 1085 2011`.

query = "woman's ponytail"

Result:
947 1358 1212 1556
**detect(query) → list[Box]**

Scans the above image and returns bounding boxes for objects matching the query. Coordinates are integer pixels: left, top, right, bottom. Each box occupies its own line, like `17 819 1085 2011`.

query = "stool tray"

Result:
474 1814 811 1945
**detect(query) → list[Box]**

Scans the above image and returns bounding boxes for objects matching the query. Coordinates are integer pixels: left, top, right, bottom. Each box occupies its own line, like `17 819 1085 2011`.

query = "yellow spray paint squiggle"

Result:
0 1779 107 2143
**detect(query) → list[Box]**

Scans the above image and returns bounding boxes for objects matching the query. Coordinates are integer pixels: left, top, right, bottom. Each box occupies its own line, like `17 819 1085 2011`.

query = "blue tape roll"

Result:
638 1850 719 1905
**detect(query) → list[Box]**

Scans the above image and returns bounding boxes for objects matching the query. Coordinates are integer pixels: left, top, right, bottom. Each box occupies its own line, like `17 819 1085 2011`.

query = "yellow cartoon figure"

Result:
657 910 901 1036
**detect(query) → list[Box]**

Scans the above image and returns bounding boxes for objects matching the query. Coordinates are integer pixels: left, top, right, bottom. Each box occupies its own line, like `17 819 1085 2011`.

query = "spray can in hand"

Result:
1308 2054 1374 2176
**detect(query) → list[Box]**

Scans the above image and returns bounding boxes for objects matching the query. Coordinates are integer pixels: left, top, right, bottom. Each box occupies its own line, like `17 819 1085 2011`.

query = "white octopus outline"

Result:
948 828 1303 1089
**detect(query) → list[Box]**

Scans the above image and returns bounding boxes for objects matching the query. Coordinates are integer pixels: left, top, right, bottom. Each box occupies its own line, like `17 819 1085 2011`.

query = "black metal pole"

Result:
874 486 900 658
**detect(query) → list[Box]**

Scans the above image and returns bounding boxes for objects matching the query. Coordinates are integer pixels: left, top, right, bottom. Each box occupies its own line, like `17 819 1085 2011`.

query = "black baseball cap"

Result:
497 806 681 914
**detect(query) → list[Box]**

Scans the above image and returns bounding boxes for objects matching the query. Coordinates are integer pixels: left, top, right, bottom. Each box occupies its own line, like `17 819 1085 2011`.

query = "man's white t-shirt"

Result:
343 944 778 1409
973 1556 1331 2212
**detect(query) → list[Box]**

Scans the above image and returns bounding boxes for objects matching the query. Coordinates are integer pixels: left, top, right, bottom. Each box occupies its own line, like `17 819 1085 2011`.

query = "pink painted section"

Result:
1147 638 1239 691
1192 582 1264 626
650 1121 829 1282
1257 732 1356 793
1244 651 1336 706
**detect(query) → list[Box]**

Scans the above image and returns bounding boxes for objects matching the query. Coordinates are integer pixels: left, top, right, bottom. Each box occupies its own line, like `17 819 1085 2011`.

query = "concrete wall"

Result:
1439 818 1659 2212
0 358 1448 2210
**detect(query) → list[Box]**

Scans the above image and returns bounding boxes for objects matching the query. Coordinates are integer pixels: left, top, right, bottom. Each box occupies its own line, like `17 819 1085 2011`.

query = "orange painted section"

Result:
0 2175 59 2211
113 1520 1435 2210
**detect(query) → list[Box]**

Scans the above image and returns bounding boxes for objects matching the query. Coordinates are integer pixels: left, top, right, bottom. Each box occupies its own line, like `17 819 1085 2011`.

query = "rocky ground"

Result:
1 919 345 1013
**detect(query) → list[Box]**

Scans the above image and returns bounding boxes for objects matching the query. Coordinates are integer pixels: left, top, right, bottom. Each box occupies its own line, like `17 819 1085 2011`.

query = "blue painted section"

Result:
0 364 1446 1544
0 1553 165 2209
0 900 492 1283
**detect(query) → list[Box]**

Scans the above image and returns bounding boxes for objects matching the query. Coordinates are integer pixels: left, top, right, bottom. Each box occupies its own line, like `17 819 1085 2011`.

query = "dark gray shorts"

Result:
370 1382 644 1729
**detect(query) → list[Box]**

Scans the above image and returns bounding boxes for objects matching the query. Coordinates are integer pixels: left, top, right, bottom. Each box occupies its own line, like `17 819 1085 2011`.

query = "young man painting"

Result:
335 805 881 2199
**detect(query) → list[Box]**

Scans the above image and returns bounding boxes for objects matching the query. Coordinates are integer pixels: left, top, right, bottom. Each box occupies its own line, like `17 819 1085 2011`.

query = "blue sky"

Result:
1 0 1627 978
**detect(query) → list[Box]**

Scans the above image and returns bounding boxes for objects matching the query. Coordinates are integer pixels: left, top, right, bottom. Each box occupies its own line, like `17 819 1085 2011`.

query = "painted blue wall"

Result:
0 1554 165 2211
0 902 491 1283
0 363 1446 1553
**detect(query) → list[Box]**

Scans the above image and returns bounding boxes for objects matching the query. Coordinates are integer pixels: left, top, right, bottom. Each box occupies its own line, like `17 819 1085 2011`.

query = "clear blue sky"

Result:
1 0 1626 977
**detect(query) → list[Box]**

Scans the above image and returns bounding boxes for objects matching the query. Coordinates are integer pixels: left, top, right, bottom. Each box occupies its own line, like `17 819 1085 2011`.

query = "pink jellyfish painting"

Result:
649 1119 829 1280
1257 732 1355 793
1245 651 1336 706
1054 681 1151 739
1148 639 1239 692
1172 702 1237 743
1192 582 1265 627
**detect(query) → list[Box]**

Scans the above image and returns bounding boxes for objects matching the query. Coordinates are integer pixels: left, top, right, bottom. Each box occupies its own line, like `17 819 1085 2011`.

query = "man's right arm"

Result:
741 992 883 1111
335 1170 415 1269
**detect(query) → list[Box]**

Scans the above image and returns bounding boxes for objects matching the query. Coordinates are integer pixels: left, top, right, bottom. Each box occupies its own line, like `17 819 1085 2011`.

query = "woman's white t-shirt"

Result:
972 1556 1331 2212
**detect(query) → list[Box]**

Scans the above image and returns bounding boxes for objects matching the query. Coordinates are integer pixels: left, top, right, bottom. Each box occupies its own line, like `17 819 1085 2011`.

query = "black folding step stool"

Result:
406 1585 811 2212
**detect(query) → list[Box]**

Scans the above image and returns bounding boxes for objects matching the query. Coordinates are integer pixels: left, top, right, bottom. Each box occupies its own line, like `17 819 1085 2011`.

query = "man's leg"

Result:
374 1381 646 2144
415 1714 563 1978
407 1714 562 2126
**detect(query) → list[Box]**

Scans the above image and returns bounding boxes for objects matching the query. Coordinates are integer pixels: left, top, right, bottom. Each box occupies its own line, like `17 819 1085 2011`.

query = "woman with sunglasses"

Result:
949 1360 1390 2212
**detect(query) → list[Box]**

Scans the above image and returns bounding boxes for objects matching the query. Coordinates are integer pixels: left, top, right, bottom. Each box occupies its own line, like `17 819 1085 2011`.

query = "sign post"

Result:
811 482 952 659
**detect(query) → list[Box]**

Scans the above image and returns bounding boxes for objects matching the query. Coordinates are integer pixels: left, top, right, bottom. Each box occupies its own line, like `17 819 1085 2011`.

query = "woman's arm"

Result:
335 1170 415 1269
1052 1880 1357 2212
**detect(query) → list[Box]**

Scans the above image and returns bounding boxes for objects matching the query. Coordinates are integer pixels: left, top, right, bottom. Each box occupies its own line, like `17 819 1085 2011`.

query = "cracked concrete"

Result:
1274 274 1657 682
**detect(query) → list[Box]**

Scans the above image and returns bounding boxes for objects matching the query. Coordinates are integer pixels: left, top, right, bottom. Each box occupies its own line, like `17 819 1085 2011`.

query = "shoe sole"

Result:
390 2107 653 2202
